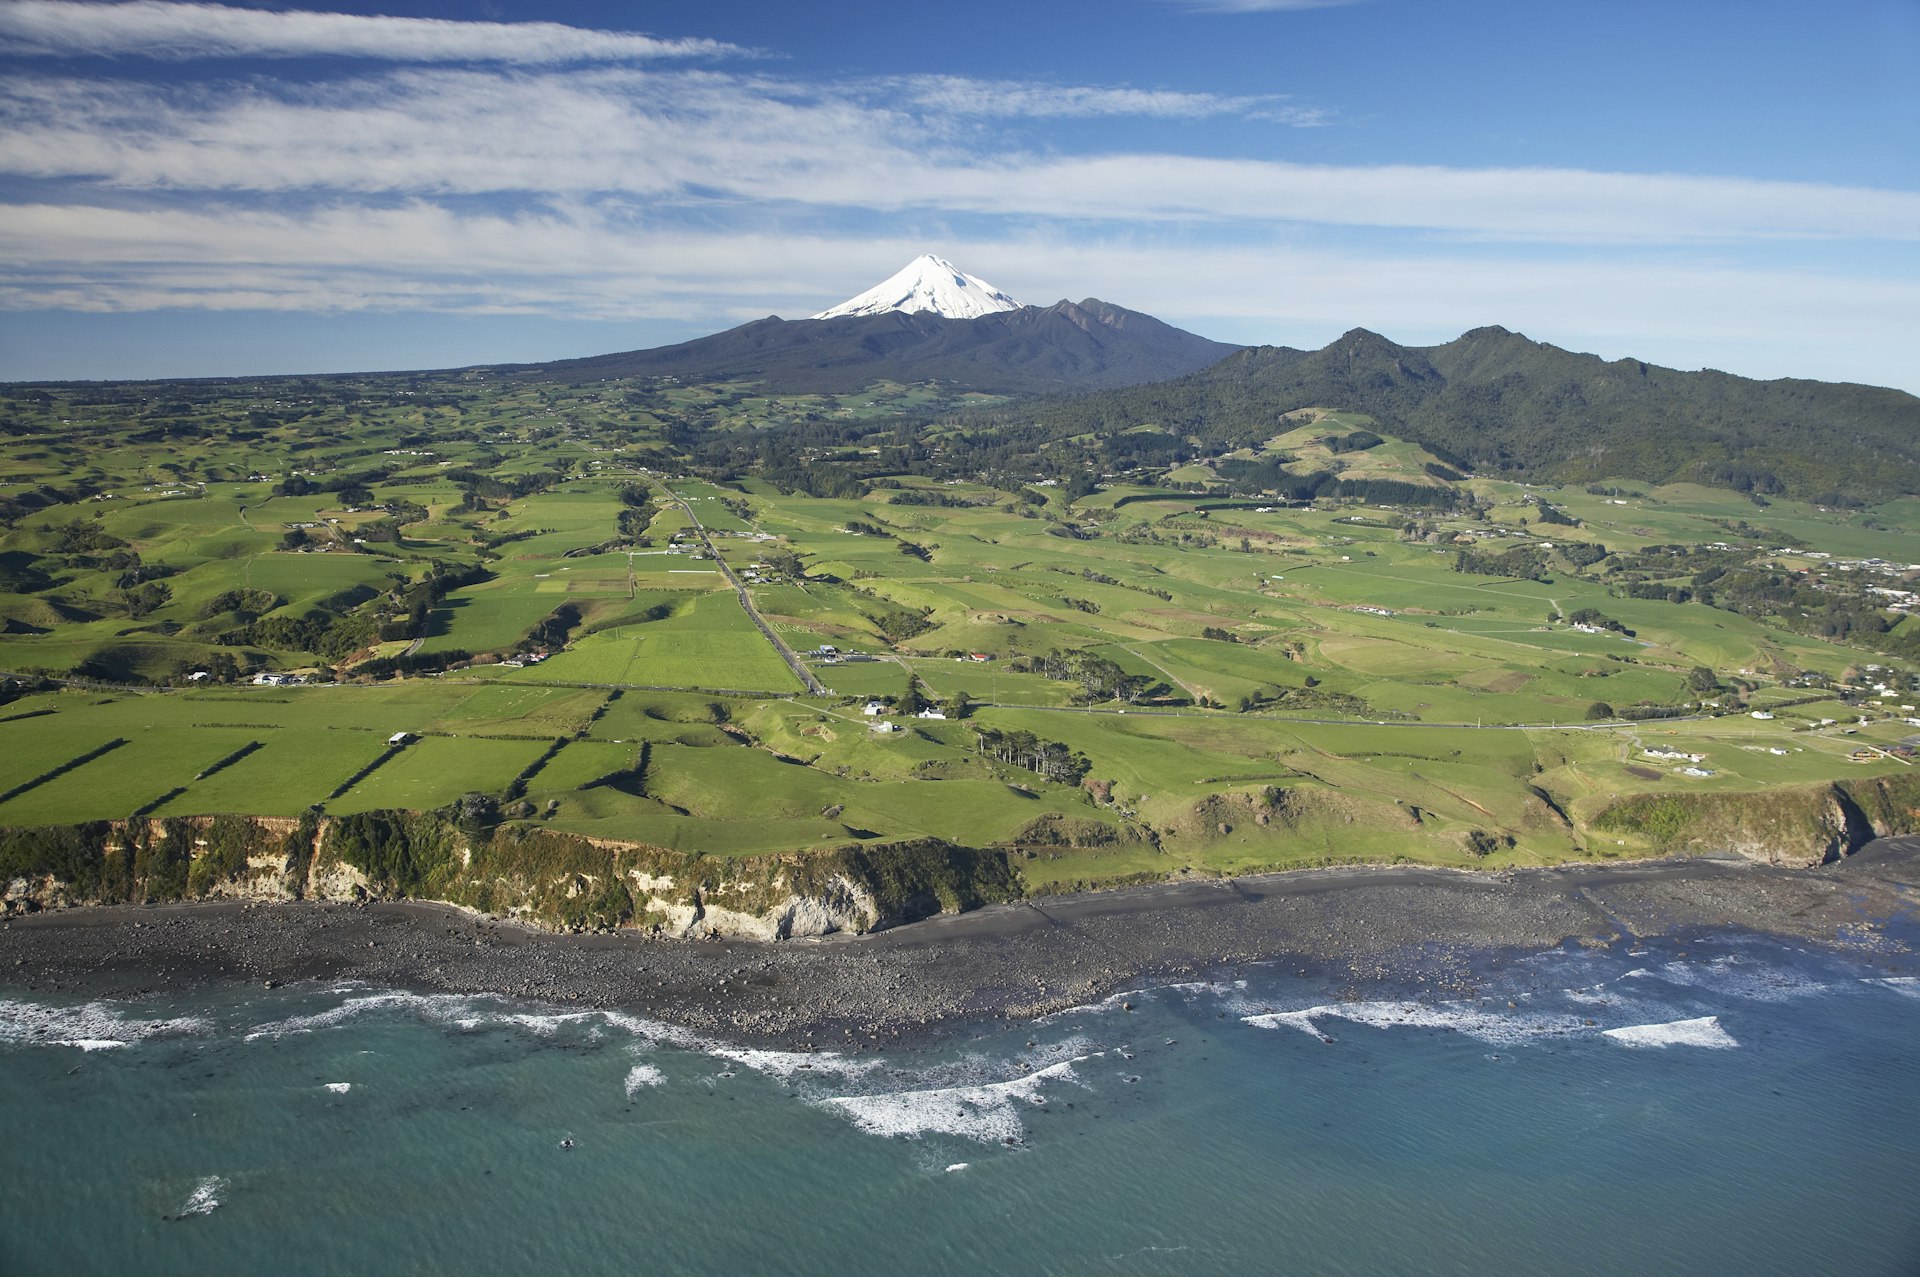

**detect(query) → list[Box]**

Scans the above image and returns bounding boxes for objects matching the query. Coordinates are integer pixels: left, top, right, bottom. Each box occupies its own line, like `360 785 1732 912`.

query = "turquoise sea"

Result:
3 932 1918 1275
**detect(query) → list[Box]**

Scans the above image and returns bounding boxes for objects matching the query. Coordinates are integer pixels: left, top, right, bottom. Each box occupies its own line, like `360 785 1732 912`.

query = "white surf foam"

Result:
1044 978 1253 1022
1634 956 1826 1003
945 1163 969 1173
1602 1016 1738 1049
1869 976 1920 999
822 1058 1087 1143
704 1044 884 1082
324 1082 351 1094
623 1064 665 1095
1243 1010 1336 1043
246 990 453 1040
1245 1000 1585 1047
0 998 211 1051
246 991 669 1047
176 1175 227 1218
1561 982 1626 1007
243 987 901 1093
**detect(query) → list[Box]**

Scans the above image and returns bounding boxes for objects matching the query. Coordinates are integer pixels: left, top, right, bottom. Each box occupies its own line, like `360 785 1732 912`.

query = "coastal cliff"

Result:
1590 774 1920 866
0 812 1019 939
5 775 1915 937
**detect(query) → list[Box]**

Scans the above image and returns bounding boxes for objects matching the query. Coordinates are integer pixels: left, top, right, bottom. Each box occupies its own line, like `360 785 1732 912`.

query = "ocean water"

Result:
3 933 1918 1275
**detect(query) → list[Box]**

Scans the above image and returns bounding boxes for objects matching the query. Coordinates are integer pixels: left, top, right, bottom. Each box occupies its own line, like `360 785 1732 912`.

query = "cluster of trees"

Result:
1012 648 1152 702
1562 607 1634 636
228 610 378 661
863 604 935 643
1322 430 1383 453
274 468 393 502
375 561 491 643
970 727 1091 785
444 465 567 506
1455 545 1549 580
1689 566 1920 656
615 483 658 542
1532 499 1577 526
1209 460 1461 508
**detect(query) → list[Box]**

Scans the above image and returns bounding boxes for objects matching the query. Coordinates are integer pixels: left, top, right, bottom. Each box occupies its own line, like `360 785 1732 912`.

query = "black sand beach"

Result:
4 842 1916 1047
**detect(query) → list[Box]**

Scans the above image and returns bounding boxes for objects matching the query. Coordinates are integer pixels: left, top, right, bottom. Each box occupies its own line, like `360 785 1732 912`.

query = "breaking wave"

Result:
0 997 211 1051
173 1176 227 1219
822 1057 1089 1143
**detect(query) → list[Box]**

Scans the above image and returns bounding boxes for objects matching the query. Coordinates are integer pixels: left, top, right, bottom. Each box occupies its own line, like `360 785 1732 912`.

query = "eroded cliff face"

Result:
0 813 1018 940
1590 775 1920 867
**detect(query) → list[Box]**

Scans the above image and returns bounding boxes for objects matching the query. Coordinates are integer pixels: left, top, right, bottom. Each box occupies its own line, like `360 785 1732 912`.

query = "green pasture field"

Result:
522 739 635 792
486 590 800 691
0 720 255 824
809 660 911 700
331 736 551 814
156 731 402 817
5 375 1920 888
584 690 739 744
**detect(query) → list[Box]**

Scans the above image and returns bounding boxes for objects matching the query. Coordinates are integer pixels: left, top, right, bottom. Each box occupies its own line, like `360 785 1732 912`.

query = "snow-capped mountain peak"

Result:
810 255 1020 320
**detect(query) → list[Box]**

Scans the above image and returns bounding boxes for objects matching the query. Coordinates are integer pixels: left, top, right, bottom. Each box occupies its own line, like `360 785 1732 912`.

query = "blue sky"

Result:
1 0 1916 389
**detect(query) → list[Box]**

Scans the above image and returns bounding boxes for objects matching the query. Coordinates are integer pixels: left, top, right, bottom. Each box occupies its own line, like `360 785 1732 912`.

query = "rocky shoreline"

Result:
3 842 1917 1049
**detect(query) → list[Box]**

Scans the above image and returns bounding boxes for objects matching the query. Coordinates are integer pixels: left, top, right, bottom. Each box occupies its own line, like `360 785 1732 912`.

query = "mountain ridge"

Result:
515 297 1243 395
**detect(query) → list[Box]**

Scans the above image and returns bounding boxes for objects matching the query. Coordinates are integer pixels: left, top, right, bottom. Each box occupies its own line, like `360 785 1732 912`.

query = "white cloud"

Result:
2 69 1914 245
2 200 1914 388
0 0 744 63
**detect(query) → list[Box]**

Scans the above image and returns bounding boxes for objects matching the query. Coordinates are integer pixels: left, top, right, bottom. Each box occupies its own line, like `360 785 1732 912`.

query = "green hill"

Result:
1018 326 1920 500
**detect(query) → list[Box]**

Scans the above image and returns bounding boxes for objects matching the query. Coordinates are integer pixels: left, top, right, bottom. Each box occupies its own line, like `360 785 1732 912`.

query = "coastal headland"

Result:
4 840 1914 1048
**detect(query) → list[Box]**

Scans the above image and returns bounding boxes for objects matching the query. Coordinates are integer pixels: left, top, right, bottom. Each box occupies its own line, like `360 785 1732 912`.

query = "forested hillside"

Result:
1005 326 1920 500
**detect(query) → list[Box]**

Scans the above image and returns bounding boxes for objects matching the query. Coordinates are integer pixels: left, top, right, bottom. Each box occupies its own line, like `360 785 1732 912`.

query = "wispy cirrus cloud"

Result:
889 75 1329 125
0 0 746 64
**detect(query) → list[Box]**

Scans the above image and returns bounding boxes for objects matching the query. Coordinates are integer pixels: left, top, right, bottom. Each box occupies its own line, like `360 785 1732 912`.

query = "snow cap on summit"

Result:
811 255 1019 320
